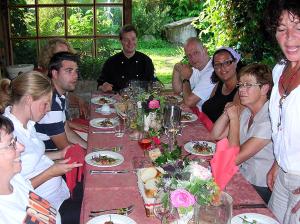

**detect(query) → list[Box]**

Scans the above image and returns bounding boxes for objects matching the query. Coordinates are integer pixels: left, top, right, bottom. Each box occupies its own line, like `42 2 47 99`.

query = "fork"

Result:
89 208 133 218
92 146 122 152
90 204 134 214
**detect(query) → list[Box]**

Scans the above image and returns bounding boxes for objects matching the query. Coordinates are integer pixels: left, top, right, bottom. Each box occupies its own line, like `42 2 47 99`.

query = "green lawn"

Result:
138 40 184 84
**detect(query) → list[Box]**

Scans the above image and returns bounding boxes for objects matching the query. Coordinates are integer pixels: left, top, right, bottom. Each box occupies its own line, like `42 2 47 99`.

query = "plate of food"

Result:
90 118 119 129
231 213 279 224
85 151 124 167
181 112 198 123
184 141 216 156
91 96 116 105
86 214 136 224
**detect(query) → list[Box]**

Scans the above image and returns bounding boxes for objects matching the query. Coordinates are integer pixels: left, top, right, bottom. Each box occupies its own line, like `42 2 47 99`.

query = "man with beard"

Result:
35 52 87 151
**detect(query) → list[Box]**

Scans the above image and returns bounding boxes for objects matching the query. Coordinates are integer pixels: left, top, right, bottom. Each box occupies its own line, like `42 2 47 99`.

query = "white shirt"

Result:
0 174 61 224
239 101 274 187
269 63 300 174
4 107 70 209
189 59 215 110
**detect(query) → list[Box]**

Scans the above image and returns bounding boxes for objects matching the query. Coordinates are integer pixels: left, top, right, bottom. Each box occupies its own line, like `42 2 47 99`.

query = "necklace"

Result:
277 65 300 129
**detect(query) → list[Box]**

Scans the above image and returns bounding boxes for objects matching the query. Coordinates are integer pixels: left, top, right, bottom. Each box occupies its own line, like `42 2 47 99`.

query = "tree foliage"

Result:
194 0 280 66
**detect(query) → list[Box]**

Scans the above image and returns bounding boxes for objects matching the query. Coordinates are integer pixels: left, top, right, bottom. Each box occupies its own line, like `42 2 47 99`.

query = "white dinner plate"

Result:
231 213 279 224
86 214 136 224
85 151 124 167
184 141 216 156
181 112 198 123
95 107 116 115
90 118 119 129
91 96 116 105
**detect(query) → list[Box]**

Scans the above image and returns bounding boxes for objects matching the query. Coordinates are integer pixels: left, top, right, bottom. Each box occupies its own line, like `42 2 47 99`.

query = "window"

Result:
7 0 131 66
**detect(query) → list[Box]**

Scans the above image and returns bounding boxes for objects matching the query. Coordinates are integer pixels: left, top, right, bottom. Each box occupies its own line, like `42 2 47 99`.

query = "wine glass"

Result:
153 190 179 224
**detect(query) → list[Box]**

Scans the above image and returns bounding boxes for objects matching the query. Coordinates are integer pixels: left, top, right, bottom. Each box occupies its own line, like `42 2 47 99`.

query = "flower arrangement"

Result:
157 160 220 216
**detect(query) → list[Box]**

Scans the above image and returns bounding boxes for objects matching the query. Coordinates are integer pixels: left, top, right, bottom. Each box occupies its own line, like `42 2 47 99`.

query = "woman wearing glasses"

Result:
0 115 60 223
265 0 300 222
202 47 241 122
211 63 274 203
0 71 82 221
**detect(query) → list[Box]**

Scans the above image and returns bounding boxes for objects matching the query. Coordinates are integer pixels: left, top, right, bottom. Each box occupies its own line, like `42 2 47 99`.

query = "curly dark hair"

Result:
264 0 300 37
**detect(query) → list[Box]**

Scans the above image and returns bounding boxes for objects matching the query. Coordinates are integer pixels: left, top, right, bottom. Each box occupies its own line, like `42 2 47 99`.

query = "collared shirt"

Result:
269 63 300 174
189 59 215 110
97 51 155 91
35 89 67 150
239 101 274 187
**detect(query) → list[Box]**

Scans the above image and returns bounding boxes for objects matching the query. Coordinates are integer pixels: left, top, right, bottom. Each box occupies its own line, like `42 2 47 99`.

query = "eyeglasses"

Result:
0 136 17 151
236 82 262 89
214 59 235 69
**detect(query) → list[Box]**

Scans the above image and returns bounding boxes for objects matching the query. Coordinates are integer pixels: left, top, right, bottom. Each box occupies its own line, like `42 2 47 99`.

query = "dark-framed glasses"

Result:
0 136 17 151
236 82 262 89
214 59 235 69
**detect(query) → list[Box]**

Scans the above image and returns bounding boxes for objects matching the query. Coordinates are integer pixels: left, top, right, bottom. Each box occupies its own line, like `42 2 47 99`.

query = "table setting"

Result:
80 85 278 224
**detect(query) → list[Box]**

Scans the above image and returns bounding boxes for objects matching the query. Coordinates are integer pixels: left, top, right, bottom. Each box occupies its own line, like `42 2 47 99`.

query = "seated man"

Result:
97 24 155 92
35 52 87 150
172 37 215 110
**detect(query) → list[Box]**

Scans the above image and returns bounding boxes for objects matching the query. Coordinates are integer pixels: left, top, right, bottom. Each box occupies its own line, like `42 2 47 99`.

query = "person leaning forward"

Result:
97 24 155 92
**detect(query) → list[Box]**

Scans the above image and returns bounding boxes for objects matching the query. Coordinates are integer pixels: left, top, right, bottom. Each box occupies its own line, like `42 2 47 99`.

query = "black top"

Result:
202 82 237 122
97 51 155 91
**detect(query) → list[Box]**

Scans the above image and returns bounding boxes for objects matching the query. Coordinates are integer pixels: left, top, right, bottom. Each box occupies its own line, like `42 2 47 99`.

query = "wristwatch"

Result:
182 79 190 84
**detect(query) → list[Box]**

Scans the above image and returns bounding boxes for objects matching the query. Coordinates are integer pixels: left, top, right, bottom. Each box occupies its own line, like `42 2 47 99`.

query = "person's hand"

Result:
179 64 193 80
267 161 279 191
292 188 300 214
100 82 113 92
49 158 82 177
224 102 240 121
78 98 89 118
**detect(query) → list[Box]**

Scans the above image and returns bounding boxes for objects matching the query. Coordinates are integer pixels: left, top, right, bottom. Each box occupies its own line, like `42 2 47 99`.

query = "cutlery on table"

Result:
92 146 122 152
90 204 134 216
89 170 130 175
233 203 267 209
92 131 115 134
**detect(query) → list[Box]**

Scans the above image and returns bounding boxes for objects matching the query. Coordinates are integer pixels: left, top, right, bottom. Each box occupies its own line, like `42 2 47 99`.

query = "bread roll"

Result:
141 167 158 183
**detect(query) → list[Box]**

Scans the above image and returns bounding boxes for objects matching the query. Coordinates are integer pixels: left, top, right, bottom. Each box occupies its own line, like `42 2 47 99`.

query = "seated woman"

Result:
0 115 61 224
202 47 242 122
0 71 82 223
211 63 274 203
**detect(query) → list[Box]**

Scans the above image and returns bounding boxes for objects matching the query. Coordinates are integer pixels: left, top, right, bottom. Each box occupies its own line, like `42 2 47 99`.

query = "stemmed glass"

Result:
153 190 179 224
163 105 182 151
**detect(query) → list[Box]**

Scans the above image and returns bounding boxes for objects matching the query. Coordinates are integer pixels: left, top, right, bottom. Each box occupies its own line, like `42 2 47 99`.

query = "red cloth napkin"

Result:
64 144 86 196
70 118 89 133
191 107 214 131
210 138 239 190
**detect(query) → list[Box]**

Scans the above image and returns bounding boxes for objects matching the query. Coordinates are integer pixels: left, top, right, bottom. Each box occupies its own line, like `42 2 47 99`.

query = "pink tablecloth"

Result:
80 96 276 223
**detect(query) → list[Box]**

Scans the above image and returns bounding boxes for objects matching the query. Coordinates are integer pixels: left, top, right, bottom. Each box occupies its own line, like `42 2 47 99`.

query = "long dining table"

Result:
80 93 277 224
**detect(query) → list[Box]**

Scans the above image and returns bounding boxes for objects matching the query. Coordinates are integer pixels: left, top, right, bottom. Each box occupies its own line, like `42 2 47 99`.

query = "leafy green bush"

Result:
195 0 280 67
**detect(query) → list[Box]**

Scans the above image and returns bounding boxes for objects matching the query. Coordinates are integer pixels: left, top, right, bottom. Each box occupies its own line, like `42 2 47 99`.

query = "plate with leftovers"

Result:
231 213 279 224
91 96 116 105
184 141 216 156
85 151 124 167
181 112 198 123
90 118 119 129
164 95 183 103
86 214 136 224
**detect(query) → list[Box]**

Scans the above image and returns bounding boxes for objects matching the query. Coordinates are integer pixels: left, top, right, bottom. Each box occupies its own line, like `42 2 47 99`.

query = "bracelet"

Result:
182 79 190 84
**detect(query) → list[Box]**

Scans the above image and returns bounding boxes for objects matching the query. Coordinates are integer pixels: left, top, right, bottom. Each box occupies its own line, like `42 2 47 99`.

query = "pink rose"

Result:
170 189 195 208
152 136 161 145
148 100 160 109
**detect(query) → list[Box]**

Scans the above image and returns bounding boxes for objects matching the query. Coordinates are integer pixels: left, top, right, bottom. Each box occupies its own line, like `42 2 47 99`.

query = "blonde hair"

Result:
38 38 76 71
0 71 52 113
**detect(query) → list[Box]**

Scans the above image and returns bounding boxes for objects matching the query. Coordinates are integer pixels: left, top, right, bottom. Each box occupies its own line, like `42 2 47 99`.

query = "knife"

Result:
92 131 115 134
90 170 130 174
233 203 267 209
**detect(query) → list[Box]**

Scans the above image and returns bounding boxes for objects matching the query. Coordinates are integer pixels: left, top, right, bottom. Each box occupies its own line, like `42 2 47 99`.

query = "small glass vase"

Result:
192 192 232 224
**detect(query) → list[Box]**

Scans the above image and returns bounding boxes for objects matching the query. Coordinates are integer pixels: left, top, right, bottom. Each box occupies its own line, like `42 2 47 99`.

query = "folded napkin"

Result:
191 107 214 131
210 138 239 190
70 118 89 133
64 144 86 196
